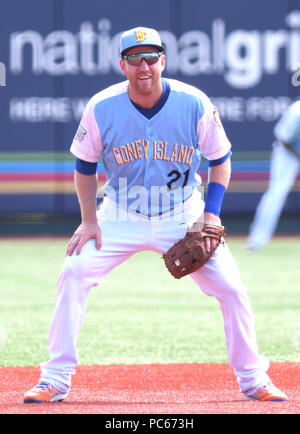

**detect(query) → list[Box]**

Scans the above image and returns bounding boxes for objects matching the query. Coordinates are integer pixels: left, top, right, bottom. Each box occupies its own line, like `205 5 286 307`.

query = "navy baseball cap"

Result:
120 27 164 56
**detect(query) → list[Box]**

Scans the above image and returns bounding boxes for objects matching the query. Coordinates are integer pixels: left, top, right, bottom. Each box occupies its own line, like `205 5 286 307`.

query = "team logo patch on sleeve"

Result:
75 124 87 142
213 107 222 127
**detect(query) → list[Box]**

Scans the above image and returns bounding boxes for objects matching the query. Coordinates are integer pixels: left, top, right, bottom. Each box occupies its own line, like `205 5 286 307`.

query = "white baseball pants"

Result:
247 142 299 250
40 192 270 395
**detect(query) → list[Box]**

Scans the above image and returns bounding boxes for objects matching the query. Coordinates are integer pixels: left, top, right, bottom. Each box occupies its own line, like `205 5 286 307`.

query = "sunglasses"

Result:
122 51 163 66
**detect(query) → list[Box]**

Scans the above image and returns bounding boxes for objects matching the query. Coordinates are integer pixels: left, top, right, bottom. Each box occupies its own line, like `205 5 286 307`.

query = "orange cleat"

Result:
243 382 288 402
24 381 68 403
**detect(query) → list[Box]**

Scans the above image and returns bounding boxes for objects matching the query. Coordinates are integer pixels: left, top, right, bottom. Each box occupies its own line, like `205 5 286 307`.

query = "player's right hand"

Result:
66 221 102 256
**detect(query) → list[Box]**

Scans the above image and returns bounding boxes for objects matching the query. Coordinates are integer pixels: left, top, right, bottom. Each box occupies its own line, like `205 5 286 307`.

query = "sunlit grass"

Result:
0 236 299 366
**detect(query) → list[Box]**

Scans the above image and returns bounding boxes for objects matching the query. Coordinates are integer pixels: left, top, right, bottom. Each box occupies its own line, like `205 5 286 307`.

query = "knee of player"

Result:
60 253 92 279
217 279 248 301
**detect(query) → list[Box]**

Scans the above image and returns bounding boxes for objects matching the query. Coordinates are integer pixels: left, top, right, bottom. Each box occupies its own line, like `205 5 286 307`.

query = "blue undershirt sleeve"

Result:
75 158 98 175
208 150 232 167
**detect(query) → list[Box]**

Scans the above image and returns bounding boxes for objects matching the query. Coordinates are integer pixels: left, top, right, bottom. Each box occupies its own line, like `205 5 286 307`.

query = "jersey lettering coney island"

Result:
112 140 194 165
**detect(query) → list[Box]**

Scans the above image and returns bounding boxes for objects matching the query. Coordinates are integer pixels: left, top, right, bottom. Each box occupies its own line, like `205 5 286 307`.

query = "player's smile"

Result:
138 74 151 80
136 70 153 87
137 71 152 81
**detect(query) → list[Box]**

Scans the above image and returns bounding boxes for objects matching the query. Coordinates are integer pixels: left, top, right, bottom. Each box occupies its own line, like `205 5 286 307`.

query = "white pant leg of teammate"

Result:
247 143 300 250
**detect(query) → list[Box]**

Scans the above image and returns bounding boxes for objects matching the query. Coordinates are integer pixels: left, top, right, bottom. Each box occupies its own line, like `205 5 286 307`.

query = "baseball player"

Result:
246 99 300 251
24 27 288 403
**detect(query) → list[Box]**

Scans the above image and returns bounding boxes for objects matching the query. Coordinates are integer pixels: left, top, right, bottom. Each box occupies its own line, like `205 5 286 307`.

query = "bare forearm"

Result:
207 158 231 188
66 171 101 256
74 170 98 223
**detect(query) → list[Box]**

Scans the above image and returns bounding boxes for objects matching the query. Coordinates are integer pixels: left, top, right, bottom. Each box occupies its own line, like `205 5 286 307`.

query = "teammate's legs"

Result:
247 144 299 250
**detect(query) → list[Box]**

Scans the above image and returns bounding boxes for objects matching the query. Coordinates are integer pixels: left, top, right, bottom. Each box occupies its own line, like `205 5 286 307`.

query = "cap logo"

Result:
136 30 147 42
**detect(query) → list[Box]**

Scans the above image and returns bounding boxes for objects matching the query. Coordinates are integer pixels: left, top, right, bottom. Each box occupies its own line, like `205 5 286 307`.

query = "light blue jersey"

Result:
274 100 300 154
71 78 231 215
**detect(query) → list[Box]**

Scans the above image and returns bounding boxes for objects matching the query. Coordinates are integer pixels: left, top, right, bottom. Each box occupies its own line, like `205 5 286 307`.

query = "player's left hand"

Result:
202 212 222 253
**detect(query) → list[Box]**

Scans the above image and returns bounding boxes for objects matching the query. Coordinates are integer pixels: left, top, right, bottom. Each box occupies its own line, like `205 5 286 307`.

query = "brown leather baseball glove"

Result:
162 224 226 279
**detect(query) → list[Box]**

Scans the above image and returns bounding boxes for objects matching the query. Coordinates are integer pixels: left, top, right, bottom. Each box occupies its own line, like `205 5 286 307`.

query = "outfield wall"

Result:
0 0 299 233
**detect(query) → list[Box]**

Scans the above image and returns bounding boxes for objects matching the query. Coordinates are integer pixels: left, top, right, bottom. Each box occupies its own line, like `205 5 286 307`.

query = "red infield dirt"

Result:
0 362 299 414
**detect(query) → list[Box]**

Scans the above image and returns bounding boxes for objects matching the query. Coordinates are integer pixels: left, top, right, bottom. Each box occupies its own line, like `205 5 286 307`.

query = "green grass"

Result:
0 236 299 367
